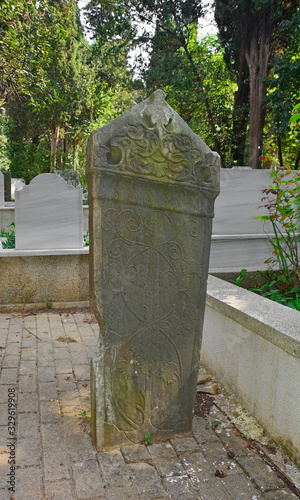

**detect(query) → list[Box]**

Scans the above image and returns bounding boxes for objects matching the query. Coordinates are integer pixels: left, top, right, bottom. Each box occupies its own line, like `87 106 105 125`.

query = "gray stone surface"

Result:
15 173 83 249
86 89 220 450
0 310 298 500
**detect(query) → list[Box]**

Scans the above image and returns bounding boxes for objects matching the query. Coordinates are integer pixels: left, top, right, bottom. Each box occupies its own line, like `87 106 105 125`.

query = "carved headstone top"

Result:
86 90 220 192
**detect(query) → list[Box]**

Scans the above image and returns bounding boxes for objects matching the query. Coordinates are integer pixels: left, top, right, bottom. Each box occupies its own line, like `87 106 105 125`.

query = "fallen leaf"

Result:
214 470 228 478
22 335 31 338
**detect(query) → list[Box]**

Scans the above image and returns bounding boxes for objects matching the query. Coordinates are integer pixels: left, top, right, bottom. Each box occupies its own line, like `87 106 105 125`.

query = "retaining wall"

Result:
201 275 300 465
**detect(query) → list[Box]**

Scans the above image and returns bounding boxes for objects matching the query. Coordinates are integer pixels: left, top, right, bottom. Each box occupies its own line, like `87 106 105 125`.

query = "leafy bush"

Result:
253 163 300 310
0 223 15 249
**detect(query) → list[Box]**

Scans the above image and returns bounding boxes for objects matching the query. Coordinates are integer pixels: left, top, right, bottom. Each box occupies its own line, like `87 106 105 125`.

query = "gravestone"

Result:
86 90 220 450
0 172 4 207
11 178 25 197
15 173 83 249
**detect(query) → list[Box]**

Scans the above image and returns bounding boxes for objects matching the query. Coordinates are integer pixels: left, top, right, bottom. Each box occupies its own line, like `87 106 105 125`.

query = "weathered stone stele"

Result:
86 90 220 450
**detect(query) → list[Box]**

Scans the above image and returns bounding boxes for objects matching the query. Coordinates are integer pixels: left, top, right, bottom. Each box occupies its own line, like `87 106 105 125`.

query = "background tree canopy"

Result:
0 0 299 185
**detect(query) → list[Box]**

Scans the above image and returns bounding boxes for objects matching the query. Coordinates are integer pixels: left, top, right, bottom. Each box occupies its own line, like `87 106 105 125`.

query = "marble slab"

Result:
213 168 274 235
15 173 83 249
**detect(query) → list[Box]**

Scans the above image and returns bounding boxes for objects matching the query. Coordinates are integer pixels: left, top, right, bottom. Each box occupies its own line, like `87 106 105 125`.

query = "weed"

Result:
143 432 153 445
56 336 77 343
205 416 222 430
235 269 247 286
44 296 53 309
78 410 91 423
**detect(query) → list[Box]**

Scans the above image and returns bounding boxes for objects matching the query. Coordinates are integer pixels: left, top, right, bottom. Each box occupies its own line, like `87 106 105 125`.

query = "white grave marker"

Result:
15 173 83 249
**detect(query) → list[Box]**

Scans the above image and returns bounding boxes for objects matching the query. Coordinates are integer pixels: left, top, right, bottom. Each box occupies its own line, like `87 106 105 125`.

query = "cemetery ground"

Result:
0 309 299 500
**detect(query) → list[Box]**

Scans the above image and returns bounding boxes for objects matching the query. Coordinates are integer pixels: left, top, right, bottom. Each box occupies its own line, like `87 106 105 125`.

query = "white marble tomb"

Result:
15 173 83 249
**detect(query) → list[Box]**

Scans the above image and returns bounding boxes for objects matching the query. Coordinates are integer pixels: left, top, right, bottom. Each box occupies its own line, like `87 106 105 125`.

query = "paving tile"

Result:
66 433 95 462
41 422 65 449
53 347 70 360
129 462 169 499
16 437 41 466
39 381 58 401
43 447 70 481
222 472 263 499
18 392 38 413
97 449 131 487
15 466 43 500
2 355 20 368
17 413 39 439
171 436 200 453
19 360 37 376
44 479 74 500
192 416 220 445
56 374 77 392
73 364 90 382
105 485 139 500
72 460 105 499
38 366 56 382
54 359 73 375
121 443 151 463
18 374 36 393
4 343 20 356
0 404 8 426
0 386 9 404
21 347 37 361
0 488 10 500
179 451 232 499
0 368 18 385
164 475 200 499
236 455 286 492
40 400 61 423
217 427 250 457
263 489 298 499
63 415 83 436
149 444 185 478
200 440 239 474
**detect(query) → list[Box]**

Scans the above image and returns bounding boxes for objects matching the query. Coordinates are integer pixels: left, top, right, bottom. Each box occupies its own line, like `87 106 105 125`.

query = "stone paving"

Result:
0 310 299 500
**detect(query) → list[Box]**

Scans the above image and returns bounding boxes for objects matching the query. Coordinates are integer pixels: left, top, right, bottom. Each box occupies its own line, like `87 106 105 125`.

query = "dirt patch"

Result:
194 392 216 418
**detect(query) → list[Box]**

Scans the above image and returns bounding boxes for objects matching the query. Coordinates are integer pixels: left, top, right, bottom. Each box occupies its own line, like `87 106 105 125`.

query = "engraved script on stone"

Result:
86 90 220 450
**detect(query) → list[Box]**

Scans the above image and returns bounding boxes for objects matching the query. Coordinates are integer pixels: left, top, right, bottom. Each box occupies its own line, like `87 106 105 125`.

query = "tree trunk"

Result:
232 44 250 165
295 147 300 170
72 141 76 170
277 136 283 166
50 125 60 172
245 10 272 169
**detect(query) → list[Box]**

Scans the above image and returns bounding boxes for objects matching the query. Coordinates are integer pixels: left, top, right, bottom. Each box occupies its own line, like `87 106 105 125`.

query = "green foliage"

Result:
78 410 91 423
83 233 89 247
205 416 222 430
44 296 53 309
235 269 247 286
143 432 153 445
0 223 15 249
254 164 300 309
